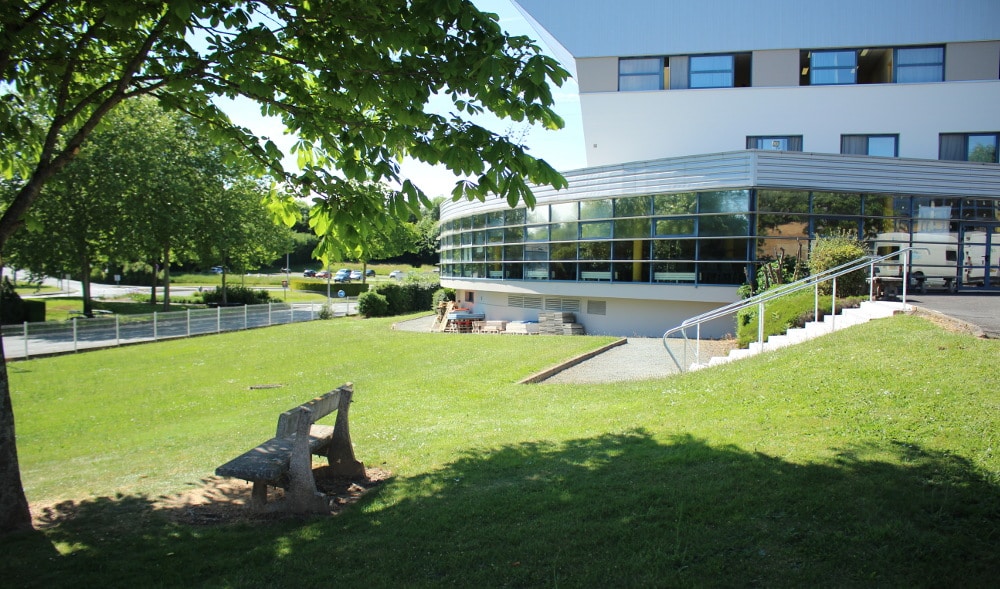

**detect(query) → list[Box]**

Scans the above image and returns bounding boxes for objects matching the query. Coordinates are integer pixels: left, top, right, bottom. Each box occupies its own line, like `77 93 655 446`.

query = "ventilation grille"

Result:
545 298 581 313
508 295 543 309
587 300 607 316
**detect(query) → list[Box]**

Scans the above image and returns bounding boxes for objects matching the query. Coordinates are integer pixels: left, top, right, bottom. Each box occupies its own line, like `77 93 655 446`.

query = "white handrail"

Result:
662 247 926 372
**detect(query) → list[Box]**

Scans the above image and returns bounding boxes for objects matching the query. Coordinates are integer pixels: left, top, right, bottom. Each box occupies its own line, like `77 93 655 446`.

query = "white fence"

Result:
2 300 356 360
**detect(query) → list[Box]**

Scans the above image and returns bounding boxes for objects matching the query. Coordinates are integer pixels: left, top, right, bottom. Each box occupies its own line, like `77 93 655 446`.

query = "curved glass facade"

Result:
439 188 1000 288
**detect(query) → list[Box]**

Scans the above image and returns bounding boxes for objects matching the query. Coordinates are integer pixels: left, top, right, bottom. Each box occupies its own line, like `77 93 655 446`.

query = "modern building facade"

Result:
438 0 1000 337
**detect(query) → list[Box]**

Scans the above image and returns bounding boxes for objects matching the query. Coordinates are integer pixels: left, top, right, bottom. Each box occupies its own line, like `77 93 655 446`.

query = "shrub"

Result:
432 288 456 308
372 281 439 316
357 291 389 317
809 231 869 296
318 304 335 320
201 285 272 305
289 280 369 297
0 278 45 324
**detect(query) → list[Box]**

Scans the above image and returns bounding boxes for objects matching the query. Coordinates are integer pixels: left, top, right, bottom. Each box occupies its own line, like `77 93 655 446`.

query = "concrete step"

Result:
687 300 911 370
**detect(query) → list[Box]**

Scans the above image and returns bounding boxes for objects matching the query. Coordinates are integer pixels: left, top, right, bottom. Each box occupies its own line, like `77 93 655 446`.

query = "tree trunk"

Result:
0 332 34 534
162 246 171 311
80 250 93 318
149 262 157 306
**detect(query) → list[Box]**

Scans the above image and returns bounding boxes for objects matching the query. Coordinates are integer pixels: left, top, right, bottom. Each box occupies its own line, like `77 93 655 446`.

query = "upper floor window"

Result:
619 57 663 91
940 133 999 163
894 46 944 83
841 134 898 157
689 54 750 88
809 50 857 85
747 136 803 151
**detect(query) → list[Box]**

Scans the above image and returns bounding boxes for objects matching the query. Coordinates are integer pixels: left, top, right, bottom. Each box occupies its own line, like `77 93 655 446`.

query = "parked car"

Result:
210 266 224 274
303 269 317 277
389 270 404 279
333 269 350 282
316 270 331 279
349 270 362 280
365 269 376 277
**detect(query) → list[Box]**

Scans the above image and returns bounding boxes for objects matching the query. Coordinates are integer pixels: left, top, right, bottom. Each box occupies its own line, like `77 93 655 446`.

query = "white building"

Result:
437 0 1000 337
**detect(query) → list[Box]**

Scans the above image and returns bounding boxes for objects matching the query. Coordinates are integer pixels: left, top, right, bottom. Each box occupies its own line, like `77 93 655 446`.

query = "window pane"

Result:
653 239 696 260
579 241 610 260
613 240 651 260
550 242 576 261
503 245 524 261
524 244 548 260
620 75 661 91
550 202 578 222
580 221 612 239
504 226 524 242
867 136 897 157
620 57 661 75
812 50 856 68
614 196 651 217
811 68 855 85
550 222 577 241
813 192 862 215
580 199 613 219
690 72 734 88
896 65 943 83
700 215 749 237
614 217 651 239
505 208 525 225
526 225 548 241
758 190 810 213
968 135 998 163
653 192 697 215
691 55 733 72
896 47 943 65
700 190 750 213
526 206 548 223
690 55 734 88
655 217 695 236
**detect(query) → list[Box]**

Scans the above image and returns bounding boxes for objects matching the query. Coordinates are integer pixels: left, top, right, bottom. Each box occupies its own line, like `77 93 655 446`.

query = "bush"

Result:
371 281 439 316
809 231 869 296
357 291 389 317
735 289 865 347
432 288 456 308
201 285 272 306
0 278 45 324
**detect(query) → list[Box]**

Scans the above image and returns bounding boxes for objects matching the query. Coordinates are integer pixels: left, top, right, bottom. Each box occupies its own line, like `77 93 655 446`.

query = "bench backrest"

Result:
275 382 353 438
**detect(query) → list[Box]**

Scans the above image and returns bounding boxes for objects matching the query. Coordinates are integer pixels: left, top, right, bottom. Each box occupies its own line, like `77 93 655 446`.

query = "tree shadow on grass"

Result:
3 431 998 587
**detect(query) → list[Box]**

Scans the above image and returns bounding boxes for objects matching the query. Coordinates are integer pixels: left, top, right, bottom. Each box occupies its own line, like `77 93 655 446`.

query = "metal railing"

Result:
662 247 925 372
2 299 358 360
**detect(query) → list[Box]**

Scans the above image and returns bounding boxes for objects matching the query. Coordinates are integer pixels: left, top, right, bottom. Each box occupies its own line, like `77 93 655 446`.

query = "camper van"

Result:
874 231 999 291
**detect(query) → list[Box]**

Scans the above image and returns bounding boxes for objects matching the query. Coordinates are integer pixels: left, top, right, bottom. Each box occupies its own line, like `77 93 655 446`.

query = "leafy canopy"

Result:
0 0 570 256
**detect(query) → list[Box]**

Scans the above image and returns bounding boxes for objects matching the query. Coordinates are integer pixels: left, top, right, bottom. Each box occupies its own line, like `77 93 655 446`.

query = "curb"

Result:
518 337 629 384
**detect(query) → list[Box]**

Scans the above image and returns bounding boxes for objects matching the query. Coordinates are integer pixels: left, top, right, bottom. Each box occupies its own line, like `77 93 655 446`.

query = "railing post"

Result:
902 250 910 307
868 261 875 301
757 301 765 345
831 278 837 332
814 282 819 326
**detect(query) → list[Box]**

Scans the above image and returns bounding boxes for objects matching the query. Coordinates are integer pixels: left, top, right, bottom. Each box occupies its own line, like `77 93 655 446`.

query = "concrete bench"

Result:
215 383 365 513
654 271 696 283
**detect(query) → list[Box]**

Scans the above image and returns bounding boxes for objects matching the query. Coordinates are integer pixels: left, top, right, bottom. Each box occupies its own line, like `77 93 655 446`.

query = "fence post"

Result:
268 302 272 326
217 306 221 333
73 317 78 352
23 321 28 359
115 314 120 347
244 304 248 330
902 250 910 307
153 311 158 341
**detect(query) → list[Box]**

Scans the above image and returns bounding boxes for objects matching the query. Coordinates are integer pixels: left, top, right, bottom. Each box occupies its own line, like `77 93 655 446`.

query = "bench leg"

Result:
286 406 331 514
328 387 366 478
250 481 268 510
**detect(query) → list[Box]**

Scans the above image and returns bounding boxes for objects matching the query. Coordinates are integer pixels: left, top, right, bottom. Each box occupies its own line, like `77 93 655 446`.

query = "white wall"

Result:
580 81 1000 167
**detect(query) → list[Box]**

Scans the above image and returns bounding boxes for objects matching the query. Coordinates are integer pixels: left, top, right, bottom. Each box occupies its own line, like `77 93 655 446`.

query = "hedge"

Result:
290 280 369 297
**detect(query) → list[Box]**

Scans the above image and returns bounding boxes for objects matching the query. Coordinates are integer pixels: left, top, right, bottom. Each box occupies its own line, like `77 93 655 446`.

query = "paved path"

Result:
393 292 998 383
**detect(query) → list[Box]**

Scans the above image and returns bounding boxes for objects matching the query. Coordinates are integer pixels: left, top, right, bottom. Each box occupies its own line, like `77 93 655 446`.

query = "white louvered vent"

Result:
587 300 607 316
545 298 581 312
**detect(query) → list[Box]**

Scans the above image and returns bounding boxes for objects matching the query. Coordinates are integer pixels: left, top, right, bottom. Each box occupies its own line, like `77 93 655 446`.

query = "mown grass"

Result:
736 289 867 346
2 313 998 587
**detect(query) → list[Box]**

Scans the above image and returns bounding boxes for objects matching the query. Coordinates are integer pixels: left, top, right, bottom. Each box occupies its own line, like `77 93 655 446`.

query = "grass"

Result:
2 313 998 587
736 289 866 347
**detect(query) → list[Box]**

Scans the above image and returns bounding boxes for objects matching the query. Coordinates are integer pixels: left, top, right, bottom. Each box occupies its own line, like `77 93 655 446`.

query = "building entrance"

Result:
958 222 1000 290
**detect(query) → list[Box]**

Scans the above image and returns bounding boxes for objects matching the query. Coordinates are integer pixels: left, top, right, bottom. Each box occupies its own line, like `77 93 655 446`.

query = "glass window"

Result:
526 225 549 241
579 241 610 261
612 240 651 261
842 134 898 157
614 195 651 217
747 136 803 151
653 192 697 215
471 214 486 229
895 46 944 83
813 192 863 215
580 198 613 220
550 242 576 261
654 217 695 236
758 190 810 214
486 211 504 227
580 221 612 239
504 226 524 243
652 239 696 260
505 208 525 225
700 190 750 214
550 222 577 241
810 50 856 85
614 218 651 239
690 54 734 88
619 57 663 91
503 245 524 261
550 202 578 222
968 134 999 163
526 205 548 224
486 229 503 244
699 215 749 237
524 244 548 261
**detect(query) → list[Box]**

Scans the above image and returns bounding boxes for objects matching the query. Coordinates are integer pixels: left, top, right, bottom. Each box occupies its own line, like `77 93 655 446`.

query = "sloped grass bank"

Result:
3 315 998 587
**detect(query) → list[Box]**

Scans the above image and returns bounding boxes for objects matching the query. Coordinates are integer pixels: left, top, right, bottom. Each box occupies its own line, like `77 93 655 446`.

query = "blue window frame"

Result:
810 50 856 85
619 57 662 91
689 55 734 88
894 46 944 83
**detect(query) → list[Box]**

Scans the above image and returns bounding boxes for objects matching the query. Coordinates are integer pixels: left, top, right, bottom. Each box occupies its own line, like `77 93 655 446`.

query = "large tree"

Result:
0 1 568 532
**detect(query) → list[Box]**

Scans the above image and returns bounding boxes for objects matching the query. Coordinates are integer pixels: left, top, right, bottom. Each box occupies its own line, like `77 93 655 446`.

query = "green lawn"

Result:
2 313 998 587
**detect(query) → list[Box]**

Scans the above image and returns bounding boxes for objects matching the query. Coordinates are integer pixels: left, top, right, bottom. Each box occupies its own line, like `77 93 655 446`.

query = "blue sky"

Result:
217 0 585 198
